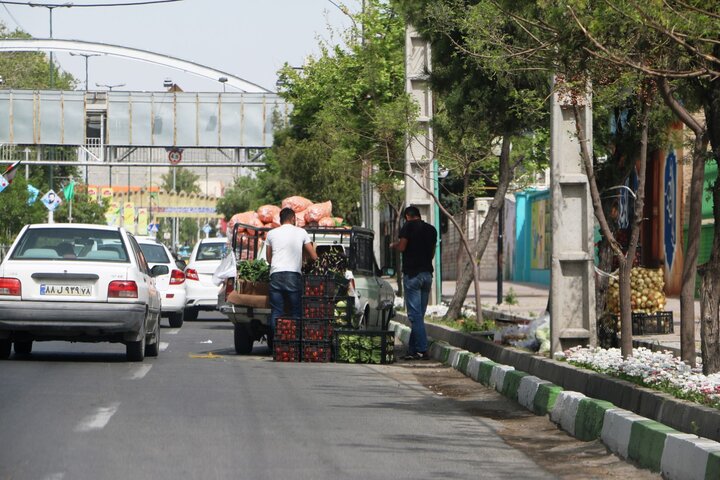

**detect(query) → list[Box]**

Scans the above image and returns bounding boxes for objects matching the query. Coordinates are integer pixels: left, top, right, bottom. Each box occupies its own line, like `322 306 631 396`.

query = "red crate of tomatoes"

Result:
302 298 335 319
302 319 334 341
275 317 300 341
273 341 300 362
303 275 337 297
302 341 333 363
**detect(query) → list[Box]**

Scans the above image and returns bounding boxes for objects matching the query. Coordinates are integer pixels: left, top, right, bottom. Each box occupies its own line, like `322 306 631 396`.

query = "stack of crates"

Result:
334 330 395 364
301 275 337 362
273 317 301 362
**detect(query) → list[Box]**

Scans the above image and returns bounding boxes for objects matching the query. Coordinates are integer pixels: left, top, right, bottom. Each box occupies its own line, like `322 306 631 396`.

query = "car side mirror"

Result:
175 259 187 270
150 265 169 277
382 267 395 277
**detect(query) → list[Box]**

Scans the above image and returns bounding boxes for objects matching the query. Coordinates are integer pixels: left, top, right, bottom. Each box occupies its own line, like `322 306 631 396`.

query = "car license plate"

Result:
40 284 92 296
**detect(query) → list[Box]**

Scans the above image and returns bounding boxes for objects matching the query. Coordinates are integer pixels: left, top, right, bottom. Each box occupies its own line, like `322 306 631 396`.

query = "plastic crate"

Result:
273 341 301 362
632 311 674 335
302 298 335 319
330 296 354 327
303 275 337 297
302 319 334 342
301 341 333 363
275 318 300 341
334 330 395 364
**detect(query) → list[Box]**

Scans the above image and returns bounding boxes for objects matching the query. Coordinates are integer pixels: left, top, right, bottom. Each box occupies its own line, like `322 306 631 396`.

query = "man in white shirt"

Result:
266 207 318 335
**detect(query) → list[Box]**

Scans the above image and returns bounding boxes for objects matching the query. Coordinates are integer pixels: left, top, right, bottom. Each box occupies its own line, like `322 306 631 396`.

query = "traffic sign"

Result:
41 190 62 212
147 223 160 233
168 149 183 164
202 224 212 234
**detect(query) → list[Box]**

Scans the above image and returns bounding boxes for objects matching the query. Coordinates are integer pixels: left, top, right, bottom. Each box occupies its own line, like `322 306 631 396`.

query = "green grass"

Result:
428 316 496 333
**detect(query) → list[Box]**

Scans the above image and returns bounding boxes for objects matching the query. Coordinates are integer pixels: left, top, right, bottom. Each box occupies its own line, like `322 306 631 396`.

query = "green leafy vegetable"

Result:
237 259 270 282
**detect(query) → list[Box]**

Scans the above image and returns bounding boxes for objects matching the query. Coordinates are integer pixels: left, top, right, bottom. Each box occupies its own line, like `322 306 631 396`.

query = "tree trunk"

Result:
596 239 614 331
699 70 720 374
657 78 707 366
444 135 514 321
618 259 633 355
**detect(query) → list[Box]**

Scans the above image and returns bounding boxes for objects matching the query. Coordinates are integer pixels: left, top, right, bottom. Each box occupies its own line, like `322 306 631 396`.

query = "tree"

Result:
216 176 264 220
161 167 201 194
54 187 109 225
394 0 549 321
0 175 47 245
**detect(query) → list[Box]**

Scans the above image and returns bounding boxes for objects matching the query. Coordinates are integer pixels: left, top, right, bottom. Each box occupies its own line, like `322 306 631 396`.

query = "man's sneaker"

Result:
402 352 421 360
418 351 430 360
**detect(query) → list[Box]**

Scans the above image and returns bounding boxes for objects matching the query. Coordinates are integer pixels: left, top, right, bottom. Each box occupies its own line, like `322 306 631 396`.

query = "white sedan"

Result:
183 238 227 321
136 236 187 328
0 224 163 361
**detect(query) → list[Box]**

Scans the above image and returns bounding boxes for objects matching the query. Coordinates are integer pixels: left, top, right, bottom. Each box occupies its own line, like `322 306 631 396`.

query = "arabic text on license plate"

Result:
40 284 92 296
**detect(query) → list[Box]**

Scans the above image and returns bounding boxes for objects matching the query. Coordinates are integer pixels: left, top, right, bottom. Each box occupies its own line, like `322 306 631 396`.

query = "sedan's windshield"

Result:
139 243 170 264
10 228 129 262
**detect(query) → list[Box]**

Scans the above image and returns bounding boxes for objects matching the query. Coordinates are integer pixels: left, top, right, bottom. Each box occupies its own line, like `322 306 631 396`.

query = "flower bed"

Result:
555 346 720 410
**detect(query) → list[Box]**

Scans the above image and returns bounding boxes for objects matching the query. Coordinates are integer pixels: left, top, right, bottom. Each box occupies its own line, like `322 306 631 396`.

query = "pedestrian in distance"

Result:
266 207 318 337
390 205 437 360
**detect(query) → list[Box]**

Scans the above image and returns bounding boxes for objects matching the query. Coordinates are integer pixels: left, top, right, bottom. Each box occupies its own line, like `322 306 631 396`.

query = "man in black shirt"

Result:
391 206 437 360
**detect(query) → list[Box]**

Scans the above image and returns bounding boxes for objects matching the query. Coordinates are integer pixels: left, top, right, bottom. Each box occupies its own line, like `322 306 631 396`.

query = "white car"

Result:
0 224 163 361
136 236 187 328
183 238 227 321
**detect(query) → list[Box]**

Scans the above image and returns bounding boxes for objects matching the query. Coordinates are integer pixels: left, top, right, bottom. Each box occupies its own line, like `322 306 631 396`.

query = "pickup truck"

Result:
217 224 395 354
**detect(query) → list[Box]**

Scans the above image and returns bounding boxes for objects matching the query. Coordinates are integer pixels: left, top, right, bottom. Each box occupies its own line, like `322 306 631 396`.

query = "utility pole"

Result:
70 52 101 90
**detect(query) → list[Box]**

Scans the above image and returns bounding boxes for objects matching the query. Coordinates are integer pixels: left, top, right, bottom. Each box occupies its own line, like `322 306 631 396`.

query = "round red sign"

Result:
168 149 183 164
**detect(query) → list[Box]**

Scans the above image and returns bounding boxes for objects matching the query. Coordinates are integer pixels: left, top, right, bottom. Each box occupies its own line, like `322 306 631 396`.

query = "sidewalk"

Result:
429 279 700 353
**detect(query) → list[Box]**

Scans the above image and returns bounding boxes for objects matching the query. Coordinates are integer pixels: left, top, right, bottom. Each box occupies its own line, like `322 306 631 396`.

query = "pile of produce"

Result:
303 250 347 277
236 259 270 283
335 332 394 364
607 267 666 314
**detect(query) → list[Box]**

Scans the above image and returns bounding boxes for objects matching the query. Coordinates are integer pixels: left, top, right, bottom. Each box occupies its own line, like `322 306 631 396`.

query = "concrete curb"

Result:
391 320 720 479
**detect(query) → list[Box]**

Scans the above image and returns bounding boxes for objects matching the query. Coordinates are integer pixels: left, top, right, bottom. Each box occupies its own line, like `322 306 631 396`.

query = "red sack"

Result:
228 211 262 238
295 210 307 228
318 217 336 227
282 196 313 213
256 205 280 224
304 201 332 223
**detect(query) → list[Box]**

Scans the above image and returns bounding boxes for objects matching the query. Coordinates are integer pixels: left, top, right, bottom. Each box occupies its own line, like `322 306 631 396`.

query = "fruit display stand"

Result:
334 330 395 364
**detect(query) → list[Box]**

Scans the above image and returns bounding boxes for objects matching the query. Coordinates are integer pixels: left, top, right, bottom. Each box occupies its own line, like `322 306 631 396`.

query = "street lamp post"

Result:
69 52 101 90
96 82 125 92
29 2 72 88
218 76 228 92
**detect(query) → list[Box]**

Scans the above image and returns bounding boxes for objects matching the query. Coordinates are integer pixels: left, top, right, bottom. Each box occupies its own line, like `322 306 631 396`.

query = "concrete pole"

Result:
549 77 597 354
405 25 440 305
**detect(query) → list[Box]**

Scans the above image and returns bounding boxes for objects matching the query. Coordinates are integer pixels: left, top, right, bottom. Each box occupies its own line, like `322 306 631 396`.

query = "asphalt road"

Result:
0 312 656 480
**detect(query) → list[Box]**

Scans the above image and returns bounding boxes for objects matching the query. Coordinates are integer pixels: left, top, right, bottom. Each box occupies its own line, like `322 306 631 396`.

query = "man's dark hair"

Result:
404 205 421 219
279 207 296 224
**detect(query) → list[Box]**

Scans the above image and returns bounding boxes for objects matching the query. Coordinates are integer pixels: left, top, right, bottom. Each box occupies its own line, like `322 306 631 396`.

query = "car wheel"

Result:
184 308 199 322
145 319 160 358
14 340 32 355
127 339 145 362
168 311 184 328
234 324 253 355
0 339 11 360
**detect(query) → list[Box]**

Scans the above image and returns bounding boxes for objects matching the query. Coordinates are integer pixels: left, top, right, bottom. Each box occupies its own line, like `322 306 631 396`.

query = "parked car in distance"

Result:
183 238 227 321
136 236 186 328
0 224 163 361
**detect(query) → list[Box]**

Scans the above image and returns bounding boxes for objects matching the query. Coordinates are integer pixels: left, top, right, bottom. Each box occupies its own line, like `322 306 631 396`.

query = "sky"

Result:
0 0 356 92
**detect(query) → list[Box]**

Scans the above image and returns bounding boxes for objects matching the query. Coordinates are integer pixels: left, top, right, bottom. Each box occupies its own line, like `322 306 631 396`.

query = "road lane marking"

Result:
126 364 152 380
189 352 223 359
160 342 169 351
74 402 120 432
164 328 180 335
43 474 65 480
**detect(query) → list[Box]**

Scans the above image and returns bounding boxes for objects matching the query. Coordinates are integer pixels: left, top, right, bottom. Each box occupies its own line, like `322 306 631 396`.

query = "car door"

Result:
127 235 161 316
349 230 382 325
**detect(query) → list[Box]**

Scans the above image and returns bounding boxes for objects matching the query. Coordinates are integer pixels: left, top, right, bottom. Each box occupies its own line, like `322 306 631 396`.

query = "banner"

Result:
63 181 75 201
27 184 40 204
87 186 98 202
106 201 120 226
101 187 113 199
137 208 149 234
123 202 135 227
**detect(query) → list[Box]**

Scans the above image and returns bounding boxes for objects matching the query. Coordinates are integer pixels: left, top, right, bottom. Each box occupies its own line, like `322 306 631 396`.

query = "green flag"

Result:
63 181 75 201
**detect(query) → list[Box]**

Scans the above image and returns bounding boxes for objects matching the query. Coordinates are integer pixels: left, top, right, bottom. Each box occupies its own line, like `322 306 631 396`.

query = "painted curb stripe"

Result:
478 360 497 386
575 398 614 441
501 370 529 401
550 391 586 436
517 376 548 412
466 356 485 381
533 383 563 416
490 364 515 393
457 352 472 374
628 419 678 472
660 434 720 480
602 408 647 459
